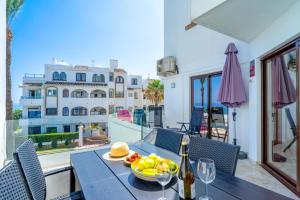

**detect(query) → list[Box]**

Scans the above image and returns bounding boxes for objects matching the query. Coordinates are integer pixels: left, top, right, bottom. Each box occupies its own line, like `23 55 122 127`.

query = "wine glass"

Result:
197 158 216 200
155 168 172 200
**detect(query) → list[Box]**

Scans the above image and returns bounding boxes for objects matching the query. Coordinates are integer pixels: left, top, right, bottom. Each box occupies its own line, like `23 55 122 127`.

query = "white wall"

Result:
0 0 6 167
164 0 250 154
164 0 300 162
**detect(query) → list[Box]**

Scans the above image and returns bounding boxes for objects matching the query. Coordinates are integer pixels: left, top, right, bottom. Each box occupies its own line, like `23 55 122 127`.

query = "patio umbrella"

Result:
272 56 296 109
218 42 247 146
271 55 296 162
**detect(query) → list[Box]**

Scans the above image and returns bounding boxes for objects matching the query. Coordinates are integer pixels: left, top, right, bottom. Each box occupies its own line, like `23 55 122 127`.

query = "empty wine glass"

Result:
197 158 216 200
155 168 172 200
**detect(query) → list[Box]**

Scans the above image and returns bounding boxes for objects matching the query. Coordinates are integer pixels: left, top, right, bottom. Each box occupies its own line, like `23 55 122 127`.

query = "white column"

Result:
78 125 83 147
0 0 6 167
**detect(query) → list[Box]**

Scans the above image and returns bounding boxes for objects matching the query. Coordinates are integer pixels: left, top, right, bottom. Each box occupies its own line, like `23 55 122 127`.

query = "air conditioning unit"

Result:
157 56 178 77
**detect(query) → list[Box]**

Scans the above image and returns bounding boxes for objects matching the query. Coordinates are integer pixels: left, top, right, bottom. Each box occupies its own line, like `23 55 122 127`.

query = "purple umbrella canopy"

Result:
272 56 296 109
218 43 247 107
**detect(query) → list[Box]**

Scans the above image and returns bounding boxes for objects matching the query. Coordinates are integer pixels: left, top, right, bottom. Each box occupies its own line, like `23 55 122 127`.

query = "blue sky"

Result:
10 0 164 104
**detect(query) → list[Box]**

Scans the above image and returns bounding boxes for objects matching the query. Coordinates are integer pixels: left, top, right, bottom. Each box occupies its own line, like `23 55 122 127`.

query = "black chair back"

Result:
14 140 46 200
189 107 203 134
189 136 240 176
155 128 183 154
0 161 31 200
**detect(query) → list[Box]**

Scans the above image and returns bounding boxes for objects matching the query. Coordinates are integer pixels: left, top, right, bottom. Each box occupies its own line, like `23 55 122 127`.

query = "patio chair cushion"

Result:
155 128 183 154
189 136 240 176
0 161 30 200
14 139 47 200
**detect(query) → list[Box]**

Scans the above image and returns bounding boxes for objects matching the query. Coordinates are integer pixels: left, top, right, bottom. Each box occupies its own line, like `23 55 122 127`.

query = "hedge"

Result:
29 132 79 148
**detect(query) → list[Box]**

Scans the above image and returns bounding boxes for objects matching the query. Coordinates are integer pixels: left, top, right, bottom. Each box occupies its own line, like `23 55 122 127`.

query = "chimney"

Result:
110 59 118 70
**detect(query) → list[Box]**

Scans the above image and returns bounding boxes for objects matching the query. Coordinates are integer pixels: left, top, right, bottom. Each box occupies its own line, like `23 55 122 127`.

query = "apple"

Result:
144 158 155 169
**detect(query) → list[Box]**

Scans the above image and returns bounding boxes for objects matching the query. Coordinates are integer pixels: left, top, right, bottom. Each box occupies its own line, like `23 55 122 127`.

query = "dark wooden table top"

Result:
70 142 293 200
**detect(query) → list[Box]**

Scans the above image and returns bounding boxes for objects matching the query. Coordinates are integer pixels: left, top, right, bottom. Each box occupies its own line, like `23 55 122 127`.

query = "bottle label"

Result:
178 180 196 199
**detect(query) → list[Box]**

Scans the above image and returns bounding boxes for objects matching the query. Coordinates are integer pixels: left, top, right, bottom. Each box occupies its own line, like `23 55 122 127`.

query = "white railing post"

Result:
79 125 84 147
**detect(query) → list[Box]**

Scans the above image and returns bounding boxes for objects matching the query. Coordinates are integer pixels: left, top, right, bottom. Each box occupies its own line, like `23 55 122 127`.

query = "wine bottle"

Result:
178 136 195 200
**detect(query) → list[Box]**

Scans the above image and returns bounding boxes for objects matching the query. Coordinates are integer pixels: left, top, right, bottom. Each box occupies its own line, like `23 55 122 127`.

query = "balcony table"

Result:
71 142 293 200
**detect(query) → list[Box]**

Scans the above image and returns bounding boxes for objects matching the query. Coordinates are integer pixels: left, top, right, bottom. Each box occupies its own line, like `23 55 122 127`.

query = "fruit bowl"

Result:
130 154 179 182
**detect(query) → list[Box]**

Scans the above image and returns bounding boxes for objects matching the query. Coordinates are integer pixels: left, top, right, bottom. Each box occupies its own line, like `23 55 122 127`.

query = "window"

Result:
131 78 138 85
116 76 124 83
28 108 41 119
90 107 106 115
109 72 114 82
109 105 114 114
46 108 57 115
90 90 106 98
99 74 105 82
92 74 99 82
109 89 114 98
63 89 69 97
47 88 57 96
72 107 88 116
60 72 67 81
134 92 138 99
28 126 41 134
71 89 88 98
52 72 60 80
63 125 70 133
62 107 69 116
128 92 133 97
47 127 57 133
76 73 86 82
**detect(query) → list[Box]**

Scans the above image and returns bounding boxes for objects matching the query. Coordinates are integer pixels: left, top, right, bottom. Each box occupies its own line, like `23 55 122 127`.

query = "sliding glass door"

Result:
262 39 300 195
191 73 228 140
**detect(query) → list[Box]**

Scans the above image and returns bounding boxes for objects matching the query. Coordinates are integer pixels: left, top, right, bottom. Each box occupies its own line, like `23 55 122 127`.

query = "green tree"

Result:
13 109 22 120
144 80 164 106
6 0 24 120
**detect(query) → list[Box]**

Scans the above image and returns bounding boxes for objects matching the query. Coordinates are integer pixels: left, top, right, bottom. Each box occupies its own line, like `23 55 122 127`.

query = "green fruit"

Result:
144 158 155 169
142 169 157 176
169 161 177 171
138 160 145 170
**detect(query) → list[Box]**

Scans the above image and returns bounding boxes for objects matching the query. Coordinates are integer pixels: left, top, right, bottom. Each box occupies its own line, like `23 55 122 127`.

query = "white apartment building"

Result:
19 59 143 136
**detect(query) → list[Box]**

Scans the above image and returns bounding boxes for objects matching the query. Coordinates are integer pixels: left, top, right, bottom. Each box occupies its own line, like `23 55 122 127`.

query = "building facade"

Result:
19 59 143 136
163 0 300 194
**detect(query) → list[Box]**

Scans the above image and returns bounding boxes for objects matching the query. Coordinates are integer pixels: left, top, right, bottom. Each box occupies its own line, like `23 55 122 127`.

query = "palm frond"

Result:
6 0 24 25
144 80 164 106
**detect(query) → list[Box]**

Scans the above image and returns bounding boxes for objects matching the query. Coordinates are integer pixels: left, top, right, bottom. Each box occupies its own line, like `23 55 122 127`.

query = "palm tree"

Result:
144 80 164 106
6 0 24 120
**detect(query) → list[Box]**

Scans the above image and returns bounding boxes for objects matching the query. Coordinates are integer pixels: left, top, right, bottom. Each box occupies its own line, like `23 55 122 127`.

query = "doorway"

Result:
191 73 228 141
262 39 300 195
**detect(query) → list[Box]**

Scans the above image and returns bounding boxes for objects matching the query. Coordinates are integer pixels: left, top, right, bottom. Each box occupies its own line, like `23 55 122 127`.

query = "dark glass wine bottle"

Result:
178 136 196 200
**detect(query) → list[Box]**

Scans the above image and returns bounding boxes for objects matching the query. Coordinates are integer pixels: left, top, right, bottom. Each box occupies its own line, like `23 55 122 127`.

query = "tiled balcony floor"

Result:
236 159 298 199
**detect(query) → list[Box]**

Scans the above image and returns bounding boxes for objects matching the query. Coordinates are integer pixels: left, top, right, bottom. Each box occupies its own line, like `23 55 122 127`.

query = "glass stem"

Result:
162 185 165 198
205 183 208 197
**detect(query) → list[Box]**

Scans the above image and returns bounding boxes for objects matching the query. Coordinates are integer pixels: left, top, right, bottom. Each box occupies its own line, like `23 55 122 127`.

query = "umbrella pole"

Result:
233 108 237 145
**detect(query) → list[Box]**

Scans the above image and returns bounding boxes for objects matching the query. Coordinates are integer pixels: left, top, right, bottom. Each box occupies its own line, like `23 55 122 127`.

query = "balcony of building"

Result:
20 95 44 106
23 73 45 84
189 0 298 42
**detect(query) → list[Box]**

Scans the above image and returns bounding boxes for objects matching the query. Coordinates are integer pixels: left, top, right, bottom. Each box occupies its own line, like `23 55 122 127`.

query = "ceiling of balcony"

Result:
192 0 298 42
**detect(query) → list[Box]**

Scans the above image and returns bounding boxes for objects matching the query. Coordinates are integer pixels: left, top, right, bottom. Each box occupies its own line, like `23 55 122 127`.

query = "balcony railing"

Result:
21 96 43 99
24 73 45 78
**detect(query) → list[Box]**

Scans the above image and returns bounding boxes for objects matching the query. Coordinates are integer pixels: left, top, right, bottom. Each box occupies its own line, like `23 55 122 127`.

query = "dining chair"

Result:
155 128 183 154
177 107 204 136
13 139 83 200
189 136 240 176
0 161 31 200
